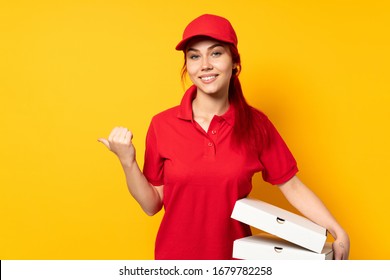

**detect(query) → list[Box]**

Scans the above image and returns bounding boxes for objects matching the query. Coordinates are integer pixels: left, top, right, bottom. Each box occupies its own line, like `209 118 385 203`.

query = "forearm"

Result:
121 160 163 216
279 176 350 259
98 127 163 216
278 176 346 239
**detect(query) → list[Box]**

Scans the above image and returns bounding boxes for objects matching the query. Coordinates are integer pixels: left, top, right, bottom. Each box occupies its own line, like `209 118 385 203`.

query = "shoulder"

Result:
151 105 180 123
247 106 275 149
250 106 268 118
148 105 184 133
249 106 271 126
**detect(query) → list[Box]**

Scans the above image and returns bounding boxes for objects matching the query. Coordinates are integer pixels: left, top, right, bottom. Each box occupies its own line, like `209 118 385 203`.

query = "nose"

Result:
201 57 213 71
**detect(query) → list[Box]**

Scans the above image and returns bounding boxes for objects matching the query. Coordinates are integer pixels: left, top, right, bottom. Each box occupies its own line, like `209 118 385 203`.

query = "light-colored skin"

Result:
185 38 236 130
278 177 350 260
98 127 163 216
99 38 350 259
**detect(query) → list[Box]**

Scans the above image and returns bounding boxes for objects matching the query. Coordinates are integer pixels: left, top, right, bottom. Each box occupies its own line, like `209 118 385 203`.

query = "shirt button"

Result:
211 130 217 135
208 142 213 147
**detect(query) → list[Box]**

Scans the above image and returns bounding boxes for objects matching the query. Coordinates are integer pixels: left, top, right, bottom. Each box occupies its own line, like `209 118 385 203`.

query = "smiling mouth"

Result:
199 75 218 82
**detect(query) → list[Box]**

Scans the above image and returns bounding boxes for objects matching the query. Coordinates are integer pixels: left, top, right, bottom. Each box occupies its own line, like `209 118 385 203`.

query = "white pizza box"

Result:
233 233 333 260
231 198 327 253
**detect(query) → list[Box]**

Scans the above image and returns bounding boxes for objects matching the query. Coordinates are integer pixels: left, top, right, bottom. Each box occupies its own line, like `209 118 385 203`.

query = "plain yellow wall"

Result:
1 0 389 260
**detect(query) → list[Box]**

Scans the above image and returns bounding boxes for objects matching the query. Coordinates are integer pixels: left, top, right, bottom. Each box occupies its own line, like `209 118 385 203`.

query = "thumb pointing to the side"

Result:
97 138 111 150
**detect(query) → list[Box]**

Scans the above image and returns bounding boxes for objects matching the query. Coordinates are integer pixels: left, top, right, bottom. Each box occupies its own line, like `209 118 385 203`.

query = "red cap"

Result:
175 14 238 51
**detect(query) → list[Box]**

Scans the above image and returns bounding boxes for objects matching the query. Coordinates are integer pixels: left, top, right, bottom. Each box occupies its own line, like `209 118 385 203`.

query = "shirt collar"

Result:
177 85 235 126
177 85 197 121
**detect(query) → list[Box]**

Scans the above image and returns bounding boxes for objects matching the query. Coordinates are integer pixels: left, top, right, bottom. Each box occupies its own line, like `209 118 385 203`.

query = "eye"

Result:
188 54 200 60
211 51 222 57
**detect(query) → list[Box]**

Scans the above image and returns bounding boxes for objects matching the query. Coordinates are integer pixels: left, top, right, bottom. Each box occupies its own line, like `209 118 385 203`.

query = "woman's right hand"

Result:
98 127 136 167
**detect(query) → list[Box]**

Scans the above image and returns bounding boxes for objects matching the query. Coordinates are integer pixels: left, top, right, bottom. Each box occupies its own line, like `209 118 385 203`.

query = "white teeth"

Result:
200 75 216 81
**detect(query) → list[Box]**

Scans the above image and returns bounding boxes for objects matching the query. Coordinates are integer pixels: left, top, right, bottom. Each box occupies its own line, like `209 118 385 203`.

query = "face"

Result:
185 38 235 97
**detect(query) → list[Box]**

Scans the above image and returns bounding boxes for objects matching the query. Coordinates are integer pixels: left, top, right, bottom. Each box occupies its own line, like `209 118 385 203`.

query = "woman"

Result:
99 14 350 260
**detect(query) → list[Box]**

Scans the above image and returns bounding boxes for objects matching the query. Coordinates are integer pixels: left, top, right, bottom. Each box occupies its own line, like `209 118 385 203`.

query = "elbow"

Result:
145 210 158 216
143 204 163 216
278 175 300 195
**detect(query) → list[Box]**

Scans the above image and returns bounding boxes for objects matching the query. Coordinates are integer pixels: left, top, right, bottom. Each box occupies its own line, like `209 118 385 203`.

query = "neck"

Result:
192 90 230 120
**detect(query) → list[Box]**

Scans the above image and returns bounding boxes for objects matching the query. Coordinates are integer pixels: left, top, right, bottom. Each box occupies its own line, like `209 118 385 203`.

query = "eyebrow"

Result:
187 43 224 52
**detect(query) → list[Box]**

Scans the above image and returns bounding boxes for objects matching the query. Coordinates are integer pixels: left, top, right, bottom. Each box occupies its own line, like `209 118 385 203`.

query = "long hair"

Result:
227 45 270 151
180 43 269 151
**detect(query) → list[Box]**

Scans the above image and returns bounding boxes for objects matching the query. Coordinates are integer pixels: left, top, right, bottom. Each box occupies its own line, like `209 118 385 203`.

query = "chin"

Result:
197 85 223 95
200 89 220 96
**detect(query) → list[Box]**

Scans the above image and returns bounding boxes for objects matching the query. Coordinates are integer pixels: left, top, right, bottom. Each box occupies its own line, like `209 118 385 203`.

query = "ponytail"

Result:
228 46 269 151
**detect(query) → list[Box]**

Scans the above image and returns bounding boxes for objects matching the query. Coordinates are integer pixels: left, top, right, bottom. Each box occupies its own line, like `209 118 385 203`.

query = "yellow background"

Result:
1 0 389 260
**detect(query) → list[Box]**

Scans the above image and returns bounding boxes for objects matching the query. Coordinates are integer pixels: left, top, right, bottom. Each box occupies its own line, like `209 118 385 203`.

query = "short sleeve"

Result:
259 118 298 185
143 119 164 186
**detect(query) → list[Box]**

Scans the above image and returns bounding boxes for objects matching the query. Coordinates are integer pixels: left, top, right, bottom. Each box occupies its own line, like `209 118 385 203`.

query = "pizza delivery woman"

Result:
99 14 350 260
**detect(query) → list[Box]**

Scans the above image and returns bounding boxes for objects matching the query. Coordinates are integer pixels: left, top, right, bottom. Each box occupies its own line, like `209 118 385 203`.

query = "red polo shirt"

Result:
143 85 298 259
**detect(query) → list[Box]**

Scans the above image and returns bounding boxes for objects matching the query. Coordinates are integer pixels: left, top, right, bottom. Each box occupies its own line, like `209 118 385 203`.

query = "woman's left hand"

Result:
332 231 350 260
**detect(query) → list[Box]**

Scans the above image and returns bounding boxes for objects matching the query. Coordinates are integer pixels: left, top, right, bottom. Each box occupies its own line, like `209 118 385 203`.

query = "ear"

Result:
233 63 237 70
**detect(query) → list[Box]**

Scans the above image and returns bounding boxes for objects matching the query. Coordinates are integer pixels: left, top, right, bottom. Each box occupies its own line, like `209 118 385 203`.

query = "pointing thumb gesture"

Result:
98 127 136 167
97 138 111 150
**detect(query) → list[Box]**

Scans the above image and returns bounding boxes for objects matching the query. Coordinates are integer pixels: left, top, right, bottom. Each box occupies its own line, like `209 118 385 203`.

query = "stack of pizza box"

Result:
231 198 334 260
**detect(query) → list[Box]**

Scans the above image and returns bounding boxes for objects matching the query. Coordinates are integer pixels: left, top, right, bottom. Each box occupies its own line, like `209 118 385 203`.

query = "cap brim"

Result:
175 34 235 51
175 39 189 51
